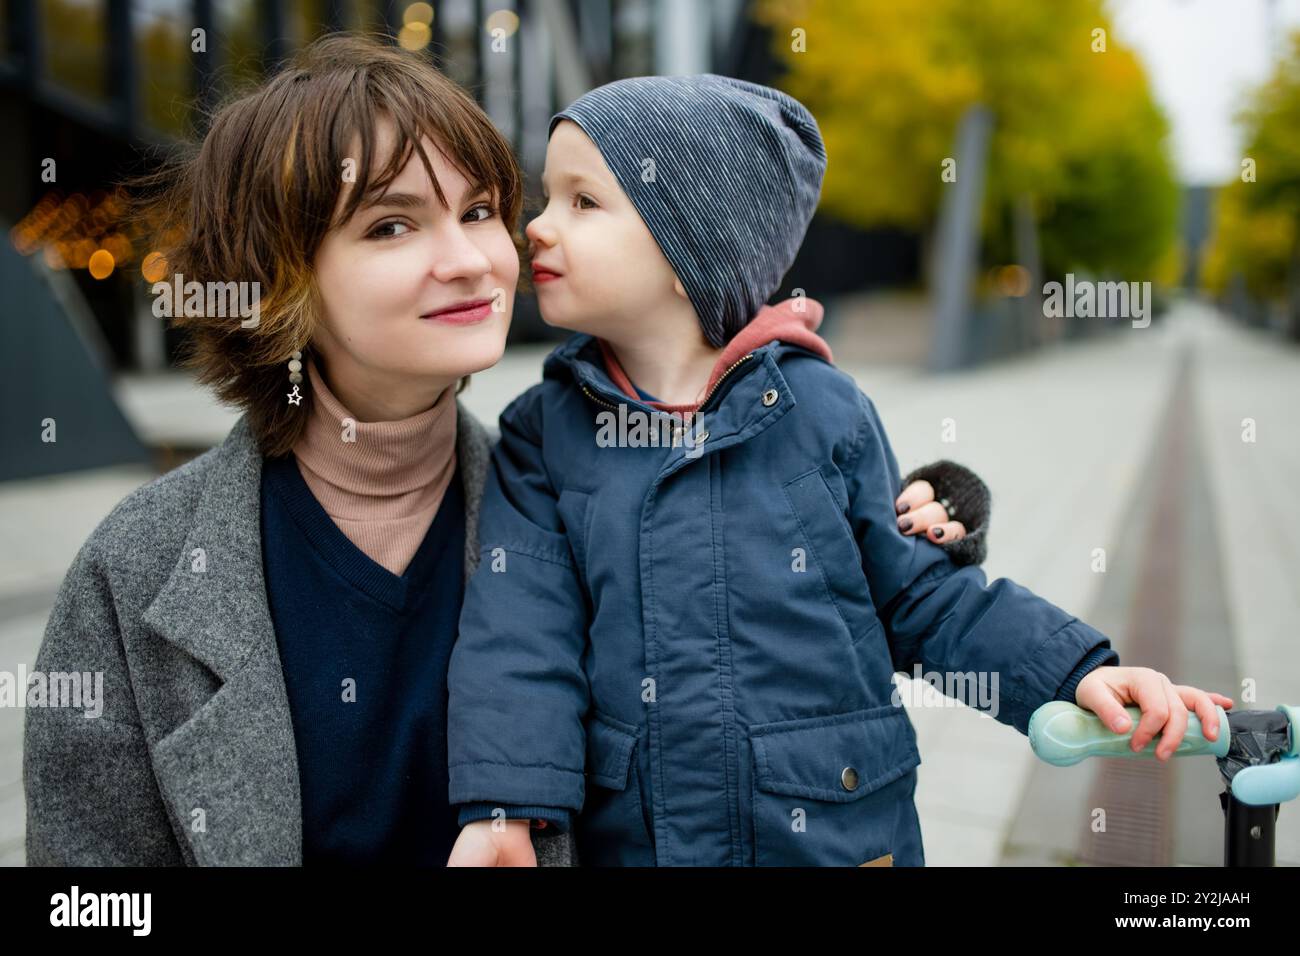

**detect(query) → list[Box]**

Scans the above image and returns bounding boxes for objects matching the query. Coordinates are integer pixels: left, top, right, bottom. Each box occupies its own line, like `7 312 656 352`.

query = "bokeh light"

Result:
88 249 115 279
485 10 520 37
403 3 434 26
398 22 431 50
995 264 1032 297
141 251 169 283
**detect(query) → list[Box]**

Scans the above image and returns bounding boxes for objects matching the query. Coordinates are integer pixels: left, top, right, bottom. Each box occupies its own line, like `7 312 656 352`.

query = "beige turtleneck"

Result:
291 358 458 576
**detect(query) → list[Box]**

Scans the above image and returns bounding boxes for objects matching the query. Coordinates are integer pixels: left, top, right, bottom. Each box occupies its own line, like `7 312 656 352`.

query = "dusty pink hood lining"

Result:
596 297 833 415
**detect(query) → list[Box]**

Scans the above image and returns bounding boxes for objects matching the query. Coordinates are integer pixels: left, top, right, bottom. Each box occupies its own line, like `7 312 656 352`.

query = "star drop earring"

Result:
287 349 304 406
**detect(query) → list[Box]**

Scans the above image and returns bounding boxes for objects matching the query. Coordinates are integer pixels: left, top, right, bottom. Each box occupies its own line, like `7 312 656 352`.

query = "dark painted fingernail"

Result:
895 501 910 515
898 517 912 532
933 527 945 539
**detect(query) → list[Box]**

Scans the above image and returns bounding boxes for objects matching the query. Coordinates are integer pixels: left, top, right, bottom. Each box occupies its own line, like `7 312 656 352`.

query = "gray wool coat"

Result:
23 401 576 867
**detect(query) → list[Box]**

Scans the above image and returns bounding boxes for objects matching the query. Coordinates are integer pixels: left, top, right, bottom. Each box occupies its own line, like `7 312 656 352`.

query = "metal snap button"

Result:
761 388 779 407
841 766 859 791
693 429 710 443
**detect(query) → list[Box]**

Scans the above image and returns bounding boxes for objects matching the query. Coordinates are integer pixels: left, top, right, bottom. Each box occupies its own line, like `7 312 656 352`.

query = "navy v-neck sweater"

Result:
260 453 465 865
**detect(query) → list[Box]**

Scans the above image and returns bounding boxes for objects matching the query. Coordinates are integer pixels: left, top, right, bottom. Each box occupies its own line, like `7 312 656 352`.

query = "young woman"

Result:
23 33 989 866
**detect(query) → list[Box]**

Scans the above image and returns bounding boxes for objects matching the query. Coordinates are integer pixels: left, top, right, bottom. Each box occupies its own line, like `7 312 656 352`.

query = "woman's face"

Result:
311 118 518 417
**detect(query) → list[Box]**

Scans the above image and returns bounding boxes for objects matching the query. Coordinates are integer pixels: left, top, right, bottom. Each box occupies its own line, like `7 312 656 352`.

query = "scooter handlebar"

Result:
1029 701 1300 807
1028 701 1231 766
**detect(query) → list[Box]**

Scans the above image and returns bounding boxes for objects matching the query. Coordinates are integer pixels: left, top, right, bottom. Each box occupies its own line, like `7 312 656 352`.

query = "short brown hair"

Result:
130 32 525 457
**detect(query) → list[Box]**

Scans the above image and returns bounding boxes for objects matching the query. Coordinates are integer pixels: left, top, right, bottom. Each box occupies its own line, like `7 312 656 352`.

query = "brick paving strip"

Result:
1003 337 1239 866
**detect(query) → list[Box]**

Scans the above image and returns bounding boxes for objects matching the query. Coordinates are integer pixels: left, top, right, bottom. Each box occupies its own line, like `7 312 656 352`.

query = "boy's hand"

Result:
446 819 538 867
1075 666 1235 760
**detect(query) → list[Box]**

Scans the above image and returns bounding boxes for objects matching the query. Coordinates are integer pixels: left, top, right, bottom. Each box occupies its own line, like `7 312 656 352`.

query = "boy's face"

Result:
526 120 687 339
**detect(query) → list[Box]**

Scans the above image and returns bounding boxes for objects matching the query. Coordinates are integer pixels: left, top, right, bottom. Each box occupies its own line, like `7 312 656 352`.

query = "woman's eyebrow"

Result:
365 191 426 210
364 181 490 212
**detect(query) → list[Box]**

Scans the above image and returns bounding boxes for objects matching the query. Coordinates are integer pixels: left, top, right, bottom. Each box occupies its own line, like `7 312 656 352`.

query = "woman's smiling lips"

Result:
420 297 494 325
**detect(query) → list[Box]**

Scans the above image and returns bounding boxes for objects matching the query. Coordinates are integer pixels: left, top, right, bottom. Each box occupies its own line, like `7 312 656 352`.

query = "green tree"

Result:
1203 30 1300 338
753 0 1178 281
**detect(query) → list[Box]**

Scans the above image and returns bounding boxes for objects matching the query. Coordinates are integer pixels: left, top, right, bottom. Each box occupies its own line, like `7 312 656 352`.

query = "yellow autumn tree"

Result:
752 0 1178 280
1203 30 1300 325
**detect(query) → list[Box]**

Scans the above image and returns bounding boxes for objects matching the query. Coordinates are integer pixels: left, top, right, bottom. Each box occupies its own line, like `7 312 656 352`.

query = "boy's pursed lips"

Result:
531 262 563 283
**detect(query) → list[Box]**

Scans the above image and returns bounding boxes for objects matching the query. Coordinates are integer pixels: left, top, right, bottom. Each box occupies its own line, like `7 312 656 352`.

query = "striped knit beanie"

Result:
550 74 827 348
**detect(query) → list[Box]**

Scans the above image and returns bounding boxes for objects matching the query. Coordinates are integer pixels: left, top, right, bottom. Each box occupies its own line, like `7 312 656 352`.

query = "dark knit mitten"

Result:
900 459 991 566
532 828 577 867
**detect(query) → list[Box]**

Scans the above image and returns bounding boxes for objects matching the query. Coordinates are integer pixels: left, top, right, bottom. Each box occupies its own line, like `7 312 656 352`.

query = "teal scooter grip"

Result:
1028 700 1230 766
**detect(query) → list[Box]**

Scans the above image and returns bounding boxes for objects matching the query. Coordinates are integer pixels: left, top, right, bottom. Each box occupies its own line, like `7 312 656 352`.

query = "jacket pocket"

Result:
782 466 883 646
750 705 921 866
556 488 593 594
575 711 655 866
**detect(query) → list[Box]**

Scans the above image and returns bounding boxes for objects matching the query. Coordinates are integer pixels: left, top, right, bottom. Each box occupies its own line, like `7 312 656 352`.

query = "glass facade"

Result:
134 0 191 135
438 0 481 91
40 0 108 101
285 0 333 51
214 0 261 93
612 0 653 79
21 0 678 144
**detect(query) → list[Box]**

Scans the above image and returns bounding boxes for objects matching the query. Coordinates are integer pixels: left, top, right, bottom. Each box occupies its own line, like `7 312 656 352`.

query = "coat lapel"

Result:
456 398 491 582
141 401 492 865
141 416 302 865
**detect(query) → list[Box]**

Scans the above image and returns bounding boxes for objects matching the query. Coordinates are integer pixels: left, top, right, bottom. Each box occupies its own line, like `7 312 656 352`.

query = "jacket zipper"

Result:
696 353 754 411
579 383 621 411
579 352 756 414
578 351 755 863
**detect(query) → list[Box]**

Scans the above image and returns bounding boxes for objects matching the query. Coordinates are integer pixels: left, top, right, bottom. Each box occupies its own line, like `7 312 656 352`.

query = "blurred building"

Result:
0 0 925 478
0 0 745 362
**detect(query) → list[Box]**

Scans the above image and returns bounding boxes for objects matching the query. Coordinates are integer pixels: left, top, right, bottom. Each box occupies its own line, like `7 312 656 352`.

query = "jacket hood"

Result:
588 296 834 414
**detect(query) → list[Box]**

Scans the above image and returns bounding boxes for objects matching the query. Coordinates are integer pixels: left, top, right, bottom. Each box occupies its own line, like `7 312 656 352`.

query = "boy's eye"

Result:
368 219 410 239
575 193 597 210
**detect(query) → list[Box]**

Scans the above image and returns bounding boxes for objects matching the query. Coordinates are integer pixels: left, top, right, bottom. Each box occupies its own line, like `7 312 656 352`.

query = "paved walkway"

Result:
848 303 1182 865
1 299 1296 866
851 301 1299 867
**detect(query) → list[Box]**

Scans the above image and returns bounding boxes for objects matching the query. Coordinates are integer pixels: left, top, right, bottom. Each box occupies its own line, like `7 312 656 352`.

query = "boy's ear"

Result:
673 277 689 300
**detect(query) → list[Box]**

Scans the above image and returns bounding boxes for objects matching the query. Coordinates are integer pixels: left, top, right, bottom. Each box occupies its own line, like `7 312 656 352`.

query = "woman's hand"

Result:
1074 667 1235 760
895 478 964 544
447 818 538 866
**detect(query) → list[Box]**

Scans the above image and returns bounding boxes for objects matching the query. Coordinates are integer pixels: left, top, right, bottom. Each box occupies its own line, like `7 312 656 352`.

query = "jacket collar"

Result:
597 298 833 416
544 333 805 477
140 400 490 865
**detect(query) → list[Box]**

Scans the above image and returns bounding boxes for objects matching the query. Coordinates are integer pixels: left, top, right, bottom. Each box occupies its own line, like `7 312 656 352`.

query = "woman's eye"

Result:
464 203 497 223
368 220 410 239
